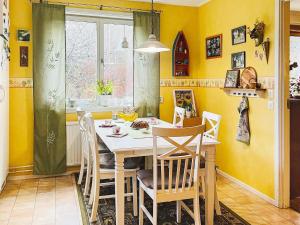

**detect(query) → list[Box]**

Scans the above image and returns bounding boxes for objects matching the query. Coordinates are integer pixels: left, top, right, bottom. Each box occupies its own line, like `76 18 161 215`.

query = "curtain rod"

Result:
31 1 162 13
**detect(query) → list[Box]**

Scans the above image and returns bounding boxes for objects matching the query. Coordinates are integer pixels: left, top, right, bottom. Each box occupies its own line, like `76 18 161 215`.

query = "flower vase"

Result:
97 95 112 107
186 111 192 118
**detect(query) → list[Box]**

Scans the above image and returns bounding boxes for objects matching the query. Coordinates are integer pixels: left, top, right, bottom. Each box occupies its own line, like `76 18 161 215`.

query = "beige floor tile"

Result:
0 219 9 225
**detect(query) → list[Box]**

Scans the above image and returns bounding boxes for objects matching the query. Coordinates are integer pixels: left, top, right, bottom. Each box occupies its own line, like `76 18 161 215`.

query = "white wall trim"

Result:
274 0 281 208
274 0 290 208
217 169 277 206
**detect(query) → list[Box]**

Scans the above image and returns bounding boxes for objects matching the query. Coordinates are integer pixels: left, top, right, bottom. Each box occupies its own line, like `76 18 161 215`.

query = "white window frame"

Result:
65 9 134 113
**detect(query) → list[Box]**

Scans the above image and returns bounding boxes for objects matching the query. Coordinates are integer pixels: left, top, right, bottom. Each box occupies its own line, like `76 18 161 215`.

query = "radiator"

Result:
66 122 82 166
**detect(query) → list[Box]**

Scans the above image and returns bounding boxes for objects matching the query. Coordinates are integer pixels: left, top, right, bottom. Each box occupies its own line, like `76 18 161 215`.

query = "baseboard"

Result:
217 169 278 206
0 176 7 192
7 165 80 181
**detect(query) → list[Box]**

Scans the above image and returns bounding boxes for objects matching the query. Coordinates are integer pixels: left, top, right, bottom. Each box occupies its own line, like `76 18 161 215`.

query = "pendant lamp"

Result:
135 0 170 53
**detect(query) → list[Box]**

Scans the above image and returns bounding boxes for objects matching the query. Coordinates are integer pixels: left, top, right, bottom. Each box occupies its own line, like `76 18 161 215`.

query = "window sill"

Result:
66 106 124 114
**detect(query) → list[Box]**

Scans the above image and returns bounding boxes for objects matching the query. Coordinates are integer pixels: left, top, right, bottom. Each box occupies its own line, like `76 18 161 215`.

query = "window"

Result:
66 13 134 109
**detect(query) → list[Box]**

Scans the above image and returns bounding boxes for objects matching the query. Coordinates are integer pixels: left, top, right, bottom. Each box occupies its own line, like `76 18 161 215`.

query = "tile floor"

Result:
1 174 300 225
0 175 81 225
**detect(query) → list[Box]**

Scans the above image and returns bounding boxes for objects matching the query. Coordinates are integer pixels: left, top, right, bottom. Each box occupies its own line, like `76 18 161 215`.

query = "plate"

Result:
240 67 257 89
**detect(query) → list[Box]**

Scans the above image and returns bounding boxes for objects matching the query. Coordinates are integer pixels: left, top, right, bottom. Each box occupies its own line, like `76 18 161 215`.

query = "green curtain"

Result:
33 3 66 175
133 12 160 118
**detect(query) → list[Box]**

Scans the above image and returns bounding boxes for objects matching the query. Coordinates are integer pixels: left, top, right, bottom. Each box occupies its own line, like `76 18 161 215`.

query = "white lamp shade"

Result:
135 34 170 53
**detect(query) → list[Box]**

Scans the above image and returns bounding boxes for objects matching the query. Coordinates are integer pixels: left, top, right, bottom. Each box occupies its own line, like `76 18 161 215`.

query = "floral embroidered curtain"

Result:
133 12 160 118
33 3 66 175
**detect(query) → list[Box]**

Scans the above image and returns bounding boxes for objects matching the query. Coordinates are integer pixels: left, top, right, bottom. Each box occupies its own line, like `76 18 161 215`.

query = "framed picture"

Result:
17 29 30 42
20 46 28 67
206 34 222 59
173 89 197 115
232 51 246 69
224 70 240 88
232 25 246 45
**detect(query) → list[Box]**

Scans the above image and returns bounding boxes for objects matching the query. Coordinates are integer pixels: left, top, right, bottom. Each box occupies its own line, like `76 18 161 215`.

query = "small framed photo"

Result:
20 46 28 67
224 70 240 88
232 25 246 45
206 34 222 59
173 89 197 115
232 51 246 69
17 29 30 42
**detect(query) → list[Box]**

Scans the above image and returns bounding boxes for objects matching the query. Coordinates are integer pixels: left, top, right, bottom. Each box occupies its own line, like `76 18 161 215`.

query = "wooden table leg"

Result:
205 145 216 225
115 152 125 225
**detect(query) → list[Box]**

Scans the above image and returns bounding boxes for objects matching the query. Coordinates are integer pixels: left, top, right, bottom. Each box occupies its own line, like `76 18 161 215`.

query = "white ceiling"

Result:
291 0 300 11
130 0 210 7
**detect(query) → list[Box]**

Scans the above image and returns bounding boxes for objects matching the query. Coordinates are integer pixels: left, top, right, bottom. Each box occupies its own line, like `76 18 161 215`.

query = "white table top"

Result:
95 119 219 153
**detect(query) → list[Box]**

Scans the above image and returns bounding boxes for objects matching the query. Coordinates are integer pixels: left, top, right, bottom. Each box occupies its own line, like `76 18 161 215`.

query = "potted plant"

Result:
96 80 113 107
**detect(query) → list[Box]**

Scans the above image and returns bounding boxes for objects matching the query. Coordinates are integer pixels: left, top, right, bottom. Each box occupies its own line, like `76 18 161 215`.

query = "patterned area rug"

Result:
75 176 250 225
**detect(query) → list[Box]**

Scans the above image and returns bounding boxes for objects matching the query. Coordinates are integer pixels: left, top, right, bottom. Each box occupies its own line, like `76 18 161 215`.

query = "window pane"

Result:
66 20 97 102
103 23 133 106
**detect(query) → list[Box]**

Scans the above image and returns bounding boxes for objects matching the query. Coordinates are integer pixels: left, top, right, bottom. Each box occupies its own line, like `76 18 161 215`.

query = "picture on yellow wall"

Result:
20 46 28 67
173 89 197 115
17 29 30 42
206 34 222 59
232 51 246 69
224 70 240 88
232 25 246 45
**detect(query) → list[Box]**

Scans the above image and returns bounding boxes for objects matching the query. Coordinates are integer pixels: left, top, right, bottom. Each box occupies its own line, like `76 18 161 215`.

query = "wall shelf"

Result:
172 31 189 77
220 88 267 98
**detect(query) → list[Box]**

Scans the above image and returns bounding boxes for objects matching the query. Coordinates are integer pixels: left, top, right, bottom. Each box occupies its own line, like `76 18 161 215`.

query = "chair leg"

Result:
88 171 95 206
139 185 144 225
153 200 158 225
126 177 132 201
215 186 221 215
78 155 85 185
201 176 206 194
176 201 182 223
193 197 201 225
84 159 92 196
132 176 138 217
90 175 100 223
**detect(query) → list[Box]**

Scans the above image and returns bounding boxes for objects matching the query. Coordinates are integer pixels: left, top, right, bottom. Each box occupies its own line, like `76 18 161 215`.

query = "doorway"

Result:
289 5 300 213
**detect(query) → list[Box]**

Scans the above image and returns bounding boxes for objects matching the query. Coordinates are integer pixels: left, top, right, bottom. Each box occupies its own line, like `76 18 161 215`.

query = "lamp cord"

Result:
151 0 154 35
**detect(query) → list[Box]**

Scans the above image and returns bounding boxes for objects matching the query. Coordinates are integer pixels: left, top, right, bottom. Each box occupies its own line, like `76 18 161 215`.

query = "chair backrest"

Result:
173 107 186 127
82 113 100 172
152 125 205 195
77 108 90 157
202 111 221 140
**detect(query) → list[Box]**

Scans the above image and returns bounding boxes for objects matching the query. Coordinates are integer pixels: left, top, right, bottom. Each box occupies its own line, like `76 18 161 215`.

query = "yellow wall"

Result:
10 0 276 198
196 0 275 198
10 0 33 167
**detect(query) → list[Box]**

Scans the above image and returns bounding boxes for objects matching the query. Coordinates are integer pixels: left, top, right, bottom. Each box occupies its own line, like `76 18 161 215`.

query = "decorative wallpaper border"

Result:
9 77 275 90
9 78 33 88
160 77 275 89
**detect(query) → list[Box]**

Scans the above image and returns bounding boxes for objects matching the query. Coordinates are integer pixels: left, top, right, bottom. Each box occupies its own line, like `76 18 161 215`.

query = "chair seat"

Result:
100 153 142 170
137 169 191 189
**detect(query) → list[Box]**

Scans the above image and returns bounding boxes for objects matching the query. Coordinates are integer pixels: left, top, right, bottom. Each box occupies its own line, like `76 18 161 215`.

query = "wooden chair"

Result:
82 113 139 222
77 109 109 196
76 108 96 200
200 111 222 215
138 125 205 225
76 107 109 187
202 111 221 140
173 106 186 127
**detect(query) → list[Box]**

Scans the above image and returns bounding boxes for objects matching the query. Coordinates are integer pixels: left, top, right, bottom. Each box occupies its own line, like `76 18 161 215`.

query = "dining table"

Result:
95 118 220 225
